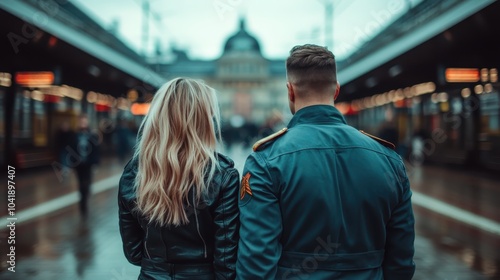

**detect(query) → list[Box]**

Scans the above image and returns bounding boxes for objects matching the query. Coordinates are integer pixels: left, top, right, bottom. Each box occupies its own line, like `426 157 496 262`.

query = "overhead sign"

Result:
445 68 480 83
15 71 54 87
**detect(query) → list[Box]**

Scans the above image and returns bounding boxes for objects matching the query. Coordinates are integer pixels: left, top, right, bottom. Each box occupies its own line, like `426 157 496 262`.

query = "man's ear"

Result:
287 82 295 103
334 81 340 101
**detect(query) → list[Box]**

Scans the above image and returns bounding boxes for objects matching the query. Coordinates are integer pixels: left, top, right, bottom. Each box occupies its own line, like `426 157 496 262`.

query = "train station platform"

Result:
0 145 499 279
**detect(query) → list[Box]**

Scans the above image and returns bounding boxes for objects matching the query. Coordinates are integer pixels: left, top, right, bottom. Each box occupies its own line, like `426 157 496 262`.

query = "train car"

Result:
337 68 500 171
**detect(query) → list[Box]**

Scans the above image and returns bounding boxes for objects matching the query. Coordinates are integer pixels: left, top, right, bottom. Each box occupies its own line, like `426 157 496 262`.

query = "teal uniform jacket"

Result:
236 105 415 280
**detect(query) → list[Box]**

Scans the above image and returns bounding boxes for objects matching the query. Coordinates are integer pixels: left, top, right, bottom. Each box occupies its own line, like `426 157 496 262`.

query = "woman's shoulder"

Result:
119 157 138 200
216 153 235 169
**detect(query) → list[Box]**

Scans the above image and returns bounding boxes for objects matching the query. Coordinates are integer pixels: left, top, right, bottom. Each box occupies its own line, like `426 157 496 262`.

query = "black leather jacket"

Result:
118 153 240 280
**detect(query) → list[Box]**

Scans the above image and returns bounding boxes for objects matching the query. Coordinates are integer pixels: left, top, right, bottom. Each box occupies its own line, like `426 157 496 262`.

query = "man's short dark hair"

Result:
286 44 337 93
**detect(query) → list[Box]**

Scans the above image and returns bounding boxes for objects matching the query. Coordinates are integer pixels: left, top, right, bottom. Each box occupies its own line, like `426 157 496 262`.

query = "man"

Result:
236 44 415 279
72 115 100 217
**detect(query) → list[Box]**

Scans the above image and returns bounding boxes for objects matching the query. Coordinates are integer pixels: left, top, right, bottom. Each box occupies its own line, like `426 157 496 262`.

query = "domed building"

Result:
156 19 288 130
223 19 262 54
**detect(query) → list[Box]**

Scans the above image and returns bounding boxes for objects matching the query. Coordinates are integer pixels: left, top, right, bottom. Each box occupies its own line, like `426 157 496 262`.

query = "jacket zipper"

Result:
193 191 208 258
144 227 152 259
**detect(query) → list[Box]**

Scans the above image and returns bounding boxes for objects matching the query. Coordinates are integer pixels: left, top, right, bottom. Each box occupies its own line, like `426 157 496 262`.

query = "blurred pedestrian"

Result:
237 44 415 279
114 119 133 163
118 78 240 279
72 115 100 217
55 121 74 179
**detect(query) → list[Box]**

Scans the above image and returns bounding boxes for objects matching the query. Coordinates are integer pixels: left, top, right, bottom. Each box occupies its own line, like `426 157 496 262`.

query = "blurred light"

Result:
336 102 349 115
127 89 138 102
87 91 97 103
431 93 439 103
117 97 131 110
461 88 471 98
413 82 435 95
481 68 489 82
95 93 113 105
345 104 358 115
230 115 244 128
394 99 405 108
395 89 404 101
88 65 101 77
403 87 413 98
370 95 378 107
15 71 54 87
48 36 58 48
95 103 110 112
351 100 361 111
23 90 30 98
440 102 449 112
110 96 117 107
443 31 453 42
363 97 372 109
490 68 498 83
388 65 402 77
375 94 384 106
31 90 44 101
61 85 83 101
405 98 412 108
484 83 493 93
365 77 377 88
381 92 390 104
0 72 12 87
44 94 60 103
388 90 396 102
131 103 150 115
438 92 448 102
412 96 421 104
474 84 484 95
445 68 479 83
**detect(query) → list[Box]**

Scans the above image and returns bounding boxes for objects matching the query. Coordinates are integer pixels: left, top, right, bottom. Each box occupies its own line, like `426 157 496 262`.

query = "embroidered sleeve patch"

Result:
240 172 252 200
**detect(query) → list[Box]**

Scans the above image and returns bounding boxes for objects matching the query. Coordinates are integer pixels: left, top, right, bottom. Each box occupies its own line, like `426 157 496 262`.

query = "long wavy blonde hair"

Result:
133 78 221 226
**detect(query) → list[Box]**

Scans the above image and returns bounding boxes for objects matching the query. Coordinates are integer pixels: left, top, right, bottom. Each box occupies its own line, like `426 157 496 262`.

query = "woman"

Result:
118 78 240 280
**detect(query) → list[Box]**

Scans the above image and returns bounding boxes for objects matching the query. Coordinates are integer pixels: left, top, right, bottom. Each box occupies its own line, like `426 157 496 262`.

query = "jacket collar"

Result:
287 105 347 128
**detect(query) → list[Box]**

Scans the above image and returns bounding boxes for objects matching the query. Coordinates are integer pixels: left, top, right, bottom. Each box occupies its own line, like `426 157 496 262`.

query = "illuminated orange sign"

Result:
131 103 150 115
445 68 480 83
15 71 54 86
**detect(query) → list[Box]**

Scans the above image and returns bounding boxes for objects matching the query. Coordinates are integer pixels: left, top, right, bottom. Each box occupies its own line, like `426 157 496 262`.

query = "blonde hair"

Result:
133 78 221 226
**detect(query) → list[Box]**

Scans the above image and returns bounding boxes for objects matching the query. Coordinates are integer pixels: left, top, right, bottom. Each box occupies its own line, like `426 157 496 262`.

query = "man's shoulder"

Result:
358 130 396 150
252 127 288 152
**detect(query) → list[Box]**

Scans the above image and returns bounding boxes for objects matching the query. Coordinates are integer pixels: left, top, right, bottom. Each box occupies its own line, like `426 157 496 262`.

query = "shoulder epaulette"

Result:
359 130 396 150
252 128 288 152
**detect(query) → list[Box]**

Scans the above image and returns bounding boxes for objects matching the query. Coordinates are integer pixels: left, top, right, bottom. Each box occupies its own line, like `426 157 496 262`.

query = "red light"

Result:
48 36 58 47
44 94 60 103
95 104 110 112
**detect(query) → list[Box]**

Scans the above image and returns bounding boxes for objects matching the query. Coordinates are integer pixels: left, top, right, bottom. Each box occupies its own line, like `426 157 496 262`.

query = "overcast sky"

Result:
72 0 420 60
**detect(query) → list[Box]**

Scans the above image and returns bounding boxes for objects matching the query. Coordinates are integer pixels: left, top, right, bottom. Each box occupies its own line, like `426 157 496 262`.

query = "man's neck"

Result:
294 100 334 113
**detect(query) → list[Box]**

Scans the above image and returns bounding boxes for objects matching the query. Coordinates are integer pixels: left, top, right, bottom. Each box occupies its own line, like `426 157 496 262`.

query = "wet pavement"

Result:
0 145 499 279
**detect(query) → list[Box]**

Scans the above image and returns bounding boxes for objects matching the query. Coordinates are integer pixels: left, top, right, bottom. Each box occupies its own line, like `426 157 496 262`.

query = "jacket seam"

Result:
267 146 401 162
219 168 238 277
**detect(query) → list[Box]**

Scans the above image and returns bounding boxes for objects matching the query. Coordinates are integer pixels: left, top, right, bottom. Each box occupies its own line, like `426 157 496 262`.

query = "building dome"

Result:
223 19 261 54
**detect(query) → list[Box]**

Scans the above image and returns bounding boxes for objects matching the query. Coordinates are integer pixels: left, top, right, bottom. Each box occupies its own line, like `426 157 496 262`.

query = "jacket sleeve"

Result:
213 168 240 280
236 153 282 280
118 160 143 266
383 162 416 279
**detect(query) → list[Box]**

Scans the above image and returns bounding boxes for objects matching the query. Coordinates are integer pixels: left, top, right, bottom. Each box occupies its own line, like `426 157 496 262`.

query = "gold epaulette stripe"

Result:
252 128 288 151
359 130 396 150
